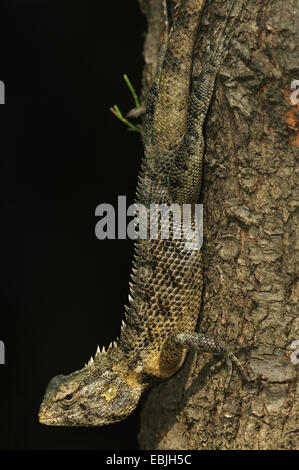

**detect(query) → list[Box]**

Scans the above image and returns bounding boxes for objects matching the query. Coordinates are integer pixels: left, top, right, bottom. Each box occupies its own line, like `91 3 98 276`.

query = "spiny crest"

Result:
84 340 118 369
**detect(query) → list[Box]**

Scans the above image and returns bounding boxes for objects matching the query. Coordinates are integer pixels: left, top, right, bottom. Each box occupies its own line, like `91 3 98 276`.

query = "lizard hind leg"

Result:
172 331 250 389
168 0 245 204
187 0 245 129
205 0 244 70
149 0 207 153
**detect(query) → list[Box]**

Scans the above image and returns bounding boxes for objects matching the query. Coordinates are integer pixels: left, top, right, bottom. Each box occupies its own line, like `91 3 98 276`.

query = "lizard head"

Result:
38 362 143 426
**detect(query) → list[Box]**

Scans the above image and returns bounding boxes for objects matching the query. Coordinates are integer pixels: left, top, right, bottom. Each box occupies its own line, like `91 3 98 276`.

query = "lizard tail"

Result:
145 0 207 154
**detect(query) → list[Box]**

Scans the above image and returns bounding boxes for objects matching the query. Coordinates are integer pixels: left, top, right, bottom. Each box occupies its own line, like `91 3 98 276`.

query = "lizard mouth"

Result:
38 407 56 426
38 410 51 425
38 403 62 426
38 408 72 426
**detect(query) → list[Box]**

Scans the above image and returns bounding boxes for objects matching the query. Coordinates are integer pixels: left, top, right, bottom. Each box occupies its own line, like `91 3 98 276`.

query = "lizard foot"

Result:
173 331 251 388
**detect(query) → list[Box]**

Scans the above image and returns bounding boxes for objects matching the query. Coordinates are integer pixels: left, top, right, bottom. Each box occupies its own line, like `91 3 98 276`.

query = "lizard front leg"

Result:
172 332 251 388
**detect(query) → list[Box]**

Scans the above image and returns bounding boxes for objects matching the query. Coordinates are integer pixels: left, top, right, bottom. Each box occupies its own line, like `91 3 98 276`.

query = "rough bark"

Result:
137 0 299 450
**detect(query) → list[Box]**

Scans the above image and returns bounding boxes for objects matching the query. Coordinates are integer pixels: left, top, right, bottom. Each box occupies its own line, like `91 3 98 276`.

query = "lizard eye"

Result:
55 381 79 406
61 392 77 406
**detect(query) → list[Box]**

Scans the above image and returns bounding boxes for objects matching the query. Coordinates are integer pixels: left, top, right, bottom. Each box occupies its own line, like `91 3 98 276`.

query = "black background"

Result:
0 0 146 449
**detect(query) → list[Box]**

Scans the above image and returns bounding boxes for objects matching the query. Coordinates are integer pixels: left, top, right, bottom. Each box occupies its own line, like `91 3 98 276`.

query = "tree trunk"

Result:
137 0 298 450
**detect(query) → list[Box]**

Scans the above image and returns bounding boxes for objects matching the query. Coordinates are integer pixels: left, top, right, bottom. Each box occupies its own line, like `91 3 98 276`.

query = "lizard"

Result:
39 0 247 427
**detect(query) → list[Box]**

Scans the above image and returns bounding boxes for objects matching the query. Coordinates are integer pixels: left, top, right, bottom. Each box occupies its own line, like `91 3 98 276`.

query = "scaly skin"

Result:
39 0 245 427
